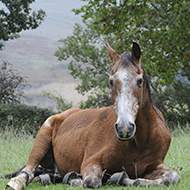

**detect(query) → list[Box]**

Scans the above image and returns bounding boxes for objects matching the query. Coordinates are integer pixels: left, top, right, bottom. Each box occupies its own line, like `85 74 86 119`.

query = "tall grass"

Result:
0 124 189 190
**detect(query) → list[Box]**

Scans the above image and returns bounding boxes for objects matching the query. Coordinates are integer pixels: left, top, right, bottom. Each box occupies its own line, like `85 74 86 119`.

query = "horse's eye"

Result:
137 78 143 88
110 79 114 87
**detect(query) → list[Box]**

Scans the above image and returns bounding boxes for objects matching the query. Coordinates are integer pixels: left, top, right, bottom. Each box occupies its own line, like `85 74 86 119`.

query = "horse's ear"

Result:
132 42 141 63
107 44 120 65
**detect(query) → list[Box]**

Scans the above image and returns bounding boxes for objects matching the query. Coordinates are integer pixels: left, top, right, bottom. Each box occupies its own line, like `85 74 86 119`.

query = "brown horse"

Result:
6 42 180 190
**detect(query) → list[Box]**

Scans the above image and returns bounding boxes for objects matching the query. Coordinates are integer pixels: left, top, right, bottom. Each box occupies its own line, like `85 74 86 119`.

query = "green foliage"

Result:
79 91 112 109
55 23 114 108
45 91 73 112
152 80 190 125
0 103 55 136
0 0 46 50
55 23 111 95
73 0 190 84
0 61 29 104
55 0 190 121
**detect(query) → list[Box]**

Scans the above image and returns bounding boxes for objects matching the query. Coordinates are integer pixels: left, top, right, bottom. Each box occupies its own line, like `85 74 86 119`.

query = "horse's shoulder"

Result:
151 106 171 148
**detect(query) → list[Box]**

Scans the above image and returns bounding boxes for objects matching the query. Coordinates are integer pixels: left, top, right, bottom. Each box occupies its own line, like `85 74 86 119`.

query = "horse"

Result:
6 42 180 190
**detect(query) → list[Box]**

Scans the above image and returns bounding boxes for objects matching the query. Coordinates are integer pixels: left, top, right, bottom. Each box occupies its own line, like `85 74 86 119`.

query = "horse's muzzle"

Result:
114 122 136 141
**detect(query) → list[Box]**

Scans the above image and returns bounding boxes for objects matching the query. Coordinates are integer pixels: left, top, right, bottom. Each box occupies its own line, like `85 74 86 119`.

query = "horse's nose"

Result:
114 123 122 136
128 122 135 133
114 121 136 141
114 121 135 133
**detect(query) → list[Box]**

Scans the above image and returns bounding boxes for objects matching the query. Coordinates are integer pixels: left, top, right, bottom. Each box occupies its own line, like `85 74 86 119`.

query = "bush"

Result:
0 104 55 136
0 61 29 104
163 112 190 129
45 92 73 112
152 80 190 126
79 92 112 109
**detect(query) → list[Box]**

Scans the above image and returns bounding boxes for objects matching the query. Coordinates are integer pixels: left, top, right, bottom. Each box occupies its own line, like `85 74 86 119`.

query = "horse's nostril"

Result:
128 122 136 137
114 123 118 129
129 122 135 131
114 123 121 134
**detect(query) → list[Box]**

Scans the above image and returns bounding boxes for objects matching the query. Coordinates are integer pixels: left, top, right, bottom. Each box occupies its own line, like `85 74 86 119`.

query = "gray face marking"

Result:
109 66 143 140
113 68 140 125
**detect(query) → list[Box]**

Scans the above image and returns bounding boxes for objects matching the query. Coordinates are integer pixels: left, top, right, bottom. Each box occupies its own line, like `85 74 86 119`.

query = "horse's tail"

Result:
1 165 26 179
1 165 55 179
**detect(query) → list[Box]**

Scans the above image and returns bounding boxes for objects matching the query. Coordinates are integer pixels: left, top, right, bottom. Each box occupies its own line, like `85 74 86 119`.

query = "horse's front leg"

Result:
136 163 180 186
6 115 56 190
6 109 80 190
107 163 180 187
81 162 103 189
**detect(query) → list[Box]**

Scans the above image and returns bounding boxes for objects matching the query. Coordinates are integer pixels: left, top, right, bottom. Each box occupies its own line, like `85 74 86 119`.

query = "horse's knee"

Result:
81 163 102 188
83 175 102 189
163 170 180 186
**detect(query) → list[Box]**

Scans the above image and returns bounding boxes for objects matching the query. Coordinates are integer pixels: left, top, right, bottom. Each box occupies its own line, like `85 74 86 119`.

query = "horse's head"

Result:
108 42 144 141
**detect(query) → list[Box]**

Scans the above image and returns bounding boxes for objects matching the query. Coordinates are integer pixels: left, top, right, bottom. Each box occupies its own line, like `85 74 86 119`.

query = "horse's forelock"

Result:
120 52 153 106
115 52 154 108
120 52 136 67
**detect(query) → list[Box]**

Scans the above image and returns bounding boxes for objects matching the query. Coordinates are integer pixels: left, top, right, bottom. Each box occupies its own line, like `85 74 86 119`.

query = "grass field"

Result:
0 124 189 190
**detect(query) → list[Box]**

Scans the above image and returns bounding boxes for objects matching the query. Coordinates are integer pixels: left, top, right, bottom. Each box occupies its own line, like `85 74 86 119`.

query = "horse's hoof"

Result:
6 179 25 190
39 174 51 186
83 175 102 189
5 173 28 190
107 172 125 185
69 178 83 187
107 172 134 186
62 171 82 187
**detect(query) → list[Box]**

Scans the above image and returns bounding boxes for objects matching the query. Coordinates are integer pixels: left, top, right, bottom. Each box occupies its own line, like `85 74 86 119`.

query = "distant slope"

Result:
1 0 84 86
1 34 71 87
0 0 87 108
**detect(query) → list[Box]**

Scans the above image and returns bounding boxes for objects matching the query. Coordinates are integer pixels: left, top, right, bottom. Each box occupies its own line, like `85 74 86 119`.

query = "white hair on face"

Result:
114 68 139 124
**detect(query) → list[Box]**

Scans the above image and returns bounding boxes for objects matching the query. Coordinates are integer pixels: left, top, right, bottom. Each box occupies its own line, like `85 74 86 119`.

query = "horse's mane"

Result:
141 63 166 123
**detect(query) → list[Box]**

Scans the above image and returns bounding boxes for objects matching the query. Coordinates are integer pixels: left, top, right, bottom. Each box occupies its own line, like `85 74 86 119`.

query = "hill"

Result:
0 0 87 108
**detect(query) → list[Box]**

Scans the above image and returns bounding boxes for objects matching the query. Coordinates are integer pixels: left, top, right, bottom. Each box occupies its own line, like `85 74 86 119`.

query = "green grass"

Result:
0 124 189 190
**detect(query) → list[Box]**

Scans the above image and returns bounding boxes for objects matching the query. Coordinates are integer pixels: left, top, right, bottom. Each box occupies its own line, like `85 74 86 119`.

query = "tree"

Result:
55 23 113 108
55 0 190 120
0 61 29 104
45 91 73 112
0 0 46 50
73 0 190 83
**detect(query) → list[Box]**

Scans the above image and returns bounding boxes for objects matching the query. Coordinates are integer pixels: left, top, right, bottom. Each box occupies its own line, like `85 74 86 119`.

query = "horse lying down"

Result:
5 42 180 189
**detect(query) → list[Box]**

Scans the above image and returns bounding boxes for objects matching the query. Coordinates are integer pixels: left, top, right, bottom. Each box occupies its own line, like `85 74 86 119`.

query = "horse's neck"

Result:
134 96 156 149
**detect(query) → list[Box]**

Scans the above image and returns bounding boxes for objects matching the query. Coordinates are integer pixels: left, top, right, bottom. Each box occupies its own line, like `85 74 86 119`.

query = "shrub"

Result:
0 104 55 136
0 61 29 104
45 92 73 112
152 80 190 126
79 92 112 109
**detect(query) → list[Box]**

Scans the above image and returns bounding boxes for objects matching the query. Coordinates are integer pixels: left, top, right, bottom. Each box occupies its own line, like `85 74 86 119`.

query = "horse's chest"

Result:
101 144 155 179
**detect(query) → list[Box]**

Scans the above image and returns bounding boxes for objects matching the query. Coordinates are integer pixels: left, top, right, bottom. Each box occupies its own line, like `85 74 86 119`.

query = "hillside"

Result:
0 0 87 108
